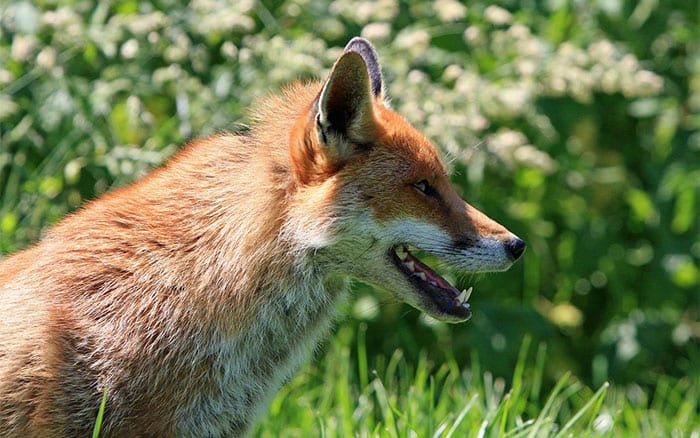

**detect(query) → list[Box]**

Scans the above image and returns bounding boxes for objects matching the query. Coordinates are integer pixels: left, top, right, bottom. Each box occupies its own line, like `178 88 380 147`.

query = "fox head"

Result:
287 38 525 323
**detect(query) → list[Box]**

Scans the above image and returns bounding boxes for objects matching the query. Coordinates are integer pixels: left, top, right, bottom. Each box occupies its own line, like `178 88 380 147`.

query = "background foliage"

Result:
1 0 698 434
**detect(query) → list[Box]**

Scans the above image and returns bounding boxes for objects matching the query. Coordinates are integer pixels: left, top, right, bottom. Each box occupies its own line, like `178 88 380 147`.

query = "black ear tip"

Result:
344 37 375 52
342 37 383 98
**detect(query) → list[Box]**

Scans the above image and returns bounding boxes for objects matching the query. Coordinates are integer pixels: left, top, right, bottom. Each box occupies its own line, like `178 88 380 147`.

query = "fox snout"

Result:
442 191 526 272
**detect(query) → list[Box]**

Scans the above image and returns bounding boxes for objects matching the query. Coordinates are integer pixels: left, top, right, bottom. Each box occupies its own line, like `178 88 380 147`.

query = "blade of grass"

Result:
530 341 547 409
583 383 612 437
526 371 572 438
555 381 609 437
476 419 488 438
372 376 397 435
92 386 108 438
357 322 369 389
444 393 479 438
500 335 532 435
334 342 354 438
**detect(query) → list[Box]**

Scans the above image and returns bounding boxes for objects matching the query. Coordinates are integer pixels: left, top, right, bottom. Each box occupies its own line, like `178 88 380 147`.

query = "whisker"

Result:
350 237 379 264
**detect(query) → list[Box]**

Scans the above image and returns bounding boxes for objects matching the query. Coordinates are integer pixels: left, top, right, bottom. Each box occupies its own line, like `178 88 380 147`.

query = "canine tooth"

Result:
457 287 473 304
415 272 427 281
403 261 415 272
395 246 408 260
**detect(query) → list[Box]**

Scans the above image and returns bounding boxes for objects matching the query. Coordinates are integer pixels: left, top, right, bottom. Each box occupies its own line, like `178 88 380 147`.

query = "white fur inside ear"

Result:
315 111 329 145
315 68 337 144
316 90 329 132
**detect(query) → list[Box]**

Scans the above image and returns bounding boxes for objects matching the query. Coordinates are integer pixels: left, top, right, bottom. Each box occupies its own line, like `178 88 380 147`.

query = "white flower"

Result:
435 0 467 22
484 5 512 25
407 69 427 84
442 64 463 82
498 85 532 114
0 70 13 84
513 145 557 173
361 22 392 42
395 28 431 56
631 70 664 96
507 23 531 39
588 39 616 64
220 41 238 60
10 34 38 62
516 59 537 76
152 64 183 86
463 26 483 45
120 39 139 59
468 114 489 131
37 46 57 69
330 0 398 24
487 129 527 156
124 12 168 36
0 95 19 121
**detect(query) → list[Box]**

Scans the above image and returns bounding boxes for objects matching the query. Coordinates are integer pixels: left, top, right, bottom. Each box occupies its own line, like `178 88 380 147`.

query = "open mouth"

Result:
391 245 472 321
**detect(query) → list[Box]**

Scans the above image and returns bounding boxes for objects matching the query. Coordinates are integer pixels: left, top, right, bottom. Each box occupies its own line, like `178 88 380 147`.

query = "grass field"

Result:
252 324 697 436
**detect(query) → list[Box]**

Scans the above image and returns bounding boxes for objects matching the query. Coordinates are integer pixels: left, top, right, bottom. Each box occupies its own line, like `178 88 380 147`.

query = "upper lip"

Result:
390 244 472 320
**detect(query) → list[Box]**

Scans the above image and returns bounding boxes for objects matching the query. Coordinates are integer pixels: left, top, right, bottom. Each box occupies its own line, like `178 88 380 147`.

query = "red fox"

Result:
0 38 525 436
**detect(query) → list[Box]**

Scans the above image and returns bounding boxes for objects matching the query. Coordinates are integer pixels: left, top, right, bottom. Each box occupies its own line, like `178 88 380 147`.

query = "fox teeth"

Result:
414 272 427 281
457 287 473 304
403 261 415 272
395 246 409 261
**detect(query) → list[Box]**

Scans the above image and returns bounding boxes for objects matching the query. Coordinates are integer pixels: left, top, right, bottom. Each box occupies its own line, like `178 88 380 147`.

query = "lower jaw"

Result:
424 295 472 322
420 305 472 323
390 247 472 322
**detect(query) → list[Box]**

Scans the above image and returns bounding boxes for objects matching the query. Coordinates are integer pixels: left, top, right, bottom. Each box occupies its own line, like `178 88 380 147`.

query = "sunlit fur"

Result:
0 39 521 436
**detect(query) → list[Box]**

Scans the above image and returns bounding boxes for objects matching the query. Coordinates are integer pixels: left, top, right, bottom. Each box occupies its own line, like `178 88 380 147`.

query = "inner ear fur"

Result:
317 50 377 147
343 37 383 98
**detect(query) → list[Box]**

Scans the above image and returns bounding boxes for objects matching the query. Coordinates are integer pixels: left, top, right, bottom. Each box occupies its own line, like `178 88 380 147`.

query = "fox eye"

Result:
413 180 440 199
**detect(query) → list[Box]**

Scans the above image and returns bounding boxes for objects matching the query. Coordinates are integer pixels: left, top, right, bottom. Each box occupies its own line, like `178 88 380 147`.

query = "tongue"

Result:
403 252 459 294
396 248 471 319
416 259 453 289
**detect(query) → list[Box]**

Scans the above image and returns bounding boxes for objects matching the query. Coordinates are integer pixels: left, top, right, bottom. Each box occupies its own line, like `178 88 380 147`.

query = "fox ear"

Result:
290 39 383 185
316 38 382 147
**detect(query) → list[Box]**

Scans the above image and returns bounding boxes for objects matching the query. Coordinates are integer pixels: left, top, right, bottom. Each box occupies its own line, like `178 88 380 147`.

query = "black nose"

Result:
506 238 526 260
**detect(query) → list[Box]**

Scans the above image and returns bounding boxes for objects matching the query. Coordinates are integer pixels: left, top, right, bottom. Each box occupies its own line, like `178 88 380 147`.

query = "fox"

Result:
0 37 525 436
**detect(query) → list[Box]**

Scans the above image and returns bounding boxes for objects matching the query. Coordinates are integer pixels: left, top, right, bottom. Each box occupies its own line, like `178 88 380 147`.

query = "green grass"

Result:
255 324 698 437
92 386 108 438
88 319 700 437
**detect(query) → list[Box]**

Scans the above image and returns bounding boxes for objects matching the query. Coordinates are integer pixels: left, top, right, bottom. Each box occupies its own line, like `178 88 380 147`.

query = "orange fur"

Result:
0 38 524 436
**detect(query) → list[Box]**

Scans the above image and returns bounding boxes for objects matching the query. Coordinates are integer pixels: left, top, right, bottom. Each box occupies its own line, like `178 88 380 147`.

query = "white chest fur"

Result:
177 276 348 436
